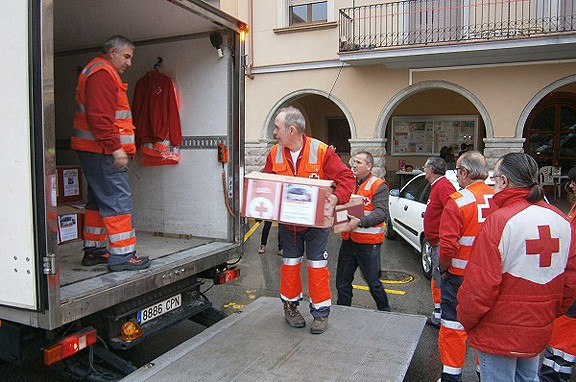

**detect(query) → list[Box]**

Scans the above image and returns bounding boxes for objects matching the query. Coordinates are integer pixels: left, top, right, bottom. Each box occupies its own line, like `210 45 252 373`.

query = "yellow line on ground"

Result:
380 275 415 284
352 284 405 295
244 221 261 243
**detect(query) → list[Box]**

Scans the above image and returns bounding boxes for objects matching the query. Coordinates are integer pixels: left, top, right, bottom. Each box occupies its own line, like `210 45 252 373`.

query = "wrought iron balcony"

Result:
339 0 576 52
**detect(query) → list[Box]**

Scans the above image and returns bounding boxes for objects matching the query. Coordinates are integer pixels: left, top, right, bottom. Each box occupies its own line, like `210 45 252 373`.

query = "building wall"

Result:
231 0 576 182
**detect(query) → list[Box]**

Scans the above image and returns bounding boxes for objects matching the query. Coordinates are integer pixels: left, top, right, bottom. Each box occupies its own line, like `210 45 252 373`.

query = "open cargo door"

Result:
0 1 40 310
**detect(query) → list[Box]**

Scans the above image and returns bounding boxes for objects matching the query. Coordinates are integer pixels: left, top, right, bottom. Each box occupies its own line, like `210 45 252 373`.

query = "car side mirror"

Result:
390 189 400 197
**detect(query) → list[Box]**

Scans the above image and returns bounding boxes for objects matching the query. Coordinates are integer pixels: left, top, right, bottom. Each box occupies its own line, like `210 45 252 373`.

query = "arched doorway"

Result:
264 91 354 165
524 92 576 170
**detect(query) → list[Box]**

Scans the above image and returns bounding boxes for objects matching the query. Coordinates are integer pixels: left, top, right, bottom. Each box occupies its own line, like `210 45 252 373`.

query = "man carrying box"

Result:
263 106 354 334
335 151 391 312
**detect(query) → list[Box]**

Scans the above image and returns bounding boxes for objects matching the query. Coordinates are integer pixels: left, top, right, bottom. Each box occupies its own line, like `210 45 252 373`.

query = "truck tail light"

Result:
238 21 249 42
215 267 240 284
43 327 97 365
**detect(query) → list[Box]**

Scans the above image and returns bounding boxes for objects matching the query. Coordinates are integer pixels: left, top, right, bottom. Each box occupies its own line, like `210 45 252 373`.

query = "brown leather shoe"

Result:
283 301 305 328
310 316 328 334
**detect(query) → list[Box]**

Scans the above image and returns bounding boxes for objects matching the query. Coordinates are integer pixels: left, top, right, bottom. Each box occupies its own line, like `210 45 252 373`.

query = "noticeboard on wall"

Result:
391 115 478 156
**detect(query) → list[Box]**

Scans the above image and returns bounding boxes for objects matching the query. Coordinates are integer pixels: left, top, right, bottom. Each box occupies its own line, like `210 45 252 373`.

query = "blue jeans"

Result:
477 351 540 382
335 239 390 311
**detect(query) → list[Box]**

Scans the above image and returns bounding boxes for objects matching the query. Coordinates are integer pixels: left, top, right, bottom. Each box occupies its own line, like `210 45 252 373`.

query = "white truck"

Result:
0 0 246 377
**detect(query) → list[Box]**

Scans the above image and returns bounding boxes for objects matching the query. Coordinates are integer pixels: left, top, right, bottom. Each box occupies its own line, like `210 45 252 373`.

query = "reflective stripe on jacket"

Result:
445 182 495 276
270 137 327 179
72 56 136 155
341 175 386 244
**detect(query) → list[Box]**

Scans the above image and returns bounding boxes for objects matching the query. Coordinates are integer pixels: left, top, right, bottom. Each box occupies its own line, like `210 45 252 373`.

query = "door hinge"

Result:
43 253 56 275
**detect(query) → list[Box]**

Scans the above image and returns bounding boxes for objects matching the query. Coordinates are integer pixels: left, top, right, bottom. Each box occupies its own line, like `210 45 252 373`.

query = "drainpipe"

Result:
246 0 255 80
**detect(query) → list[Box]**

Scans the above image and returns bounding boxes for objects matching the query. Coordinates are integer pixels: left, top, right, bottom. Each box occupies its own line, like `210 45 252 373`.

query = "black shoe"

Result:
426 316 441 329
108 255 151 272
82 249 110 266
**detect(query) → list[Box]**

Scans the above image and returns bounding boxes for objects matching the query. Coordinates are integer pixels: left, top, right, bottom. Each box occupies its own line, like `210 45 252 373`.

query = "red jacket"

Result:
424 176 456 246
262 134 354 231
457 188 576 357
132 71 182 146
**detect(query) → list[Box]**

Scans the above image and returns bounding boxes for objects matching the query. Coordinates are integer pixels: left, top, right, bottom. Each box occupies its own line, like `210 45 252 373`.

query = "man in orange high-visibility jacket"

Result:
437 151 495 382
263 106 354 335
72 35 150 272
336 151 391 312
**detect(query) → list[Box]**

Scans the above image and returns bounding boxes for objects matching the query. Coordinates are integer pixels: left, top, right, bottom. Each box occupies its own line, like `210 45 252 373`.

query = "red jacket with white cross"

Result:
457 187 576 358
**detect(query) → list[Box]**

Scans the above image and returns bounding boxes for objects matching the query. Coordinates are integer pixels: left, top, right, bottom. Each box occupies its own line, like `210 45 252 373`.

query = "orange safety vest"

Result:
269 137 327 179
71 56 136 155
341 175 386 244
447 182 495 276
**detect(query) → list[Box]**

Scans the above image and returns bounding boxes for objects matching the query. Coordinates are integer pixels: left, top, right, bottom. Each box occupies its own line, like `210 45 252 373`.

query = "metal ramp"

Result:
121 297 426 382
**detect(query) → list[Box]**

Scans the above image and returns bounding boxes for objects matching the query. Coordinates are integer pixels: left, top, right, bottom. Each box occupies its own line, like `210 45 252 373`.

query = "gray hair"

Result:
458 151 488 180
277 106 305 132
102 35 134 54
495 153 544 203
426 156 446 175
356 151 374 166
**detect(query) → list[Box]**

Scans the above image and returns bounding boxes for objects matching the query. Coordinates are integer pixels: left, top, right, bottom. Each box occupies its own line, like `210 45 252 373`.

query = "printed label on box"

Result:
279 184 319 225
58 214 78 242
62 168 80 197
245 179 282 220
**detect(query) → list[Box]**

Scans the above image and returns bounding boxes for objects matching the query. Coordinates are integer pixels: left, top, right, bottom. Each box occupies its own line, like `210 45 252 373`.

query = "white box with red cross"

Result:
242 172 335 228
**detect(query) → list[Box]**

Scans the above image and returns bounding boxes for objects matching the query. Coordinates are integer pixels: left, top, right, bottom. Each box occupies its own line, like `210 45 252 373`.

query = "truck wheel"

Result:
421 239 432 280
189 306 227 327
386 217 397 240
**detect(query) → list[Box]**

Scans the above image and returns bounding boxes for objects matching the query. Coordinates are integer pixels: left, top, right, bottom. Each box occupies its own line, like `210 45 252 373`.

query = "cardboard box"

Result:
56 165 83 204
332 194 364 233
57 205 85 244
242 172 334 228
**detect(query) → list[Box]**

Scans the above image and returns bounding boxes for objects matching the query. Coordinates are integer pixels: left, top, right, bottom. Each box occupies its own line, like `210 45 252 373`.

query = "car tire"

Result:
420 239 432 280
385 216 397 240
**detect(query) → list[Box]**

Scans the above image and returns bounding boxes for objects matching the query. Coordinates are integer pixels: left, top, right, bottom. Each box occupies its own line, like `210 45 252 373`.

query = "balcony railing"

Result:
339 0 576 52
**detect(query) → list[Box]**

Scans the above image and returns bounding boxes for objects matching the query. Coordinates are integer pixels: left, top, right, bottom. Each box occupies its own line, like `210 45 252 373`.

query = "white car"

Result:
387 170 493 279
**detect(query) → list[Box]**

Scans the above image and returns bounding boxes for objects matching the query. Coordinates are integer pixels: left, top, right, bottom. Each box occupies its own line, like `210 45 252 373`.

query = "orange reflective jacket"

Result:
341 175 386 244
71 56 136 155
445 182 495 276
269 137 327 179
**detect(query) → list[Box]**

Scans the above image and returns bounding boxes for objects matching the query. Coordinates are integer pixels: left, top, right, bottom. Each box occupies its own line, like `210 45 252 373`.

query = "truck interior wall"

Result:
54 36 233 240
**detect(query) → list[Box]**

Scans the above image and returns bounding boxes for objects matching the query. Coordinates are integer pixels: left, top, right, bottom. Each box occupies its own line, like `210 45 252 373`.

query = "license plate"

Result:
137 294 182 324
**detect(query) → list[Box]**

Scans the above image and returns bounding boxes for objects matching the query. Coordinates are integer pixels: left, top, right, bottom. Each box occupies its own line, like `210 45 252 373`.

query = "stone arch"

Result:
374 80 494 140
260 89 357 140
515 74 576 138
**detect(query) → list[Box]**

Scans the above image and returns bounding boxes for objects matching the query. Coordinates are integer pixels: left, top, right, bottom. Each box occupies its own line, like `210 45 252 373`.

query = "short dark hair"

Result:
356 151 374 166
568 167 576 183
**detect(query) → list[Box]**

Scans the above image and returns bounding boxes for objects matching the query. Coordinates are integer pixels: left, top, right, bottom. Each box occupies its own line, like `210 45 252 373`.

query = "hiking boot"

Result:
82 248 110 266
310 316 328 334
258 245 266 254
283 301 305 328
108 255 151 272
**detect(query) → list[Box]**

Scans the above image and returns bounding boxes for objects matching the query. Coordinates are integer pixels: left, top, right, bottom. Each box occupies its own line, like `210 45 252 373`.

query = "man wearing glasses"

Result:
437 151 495 382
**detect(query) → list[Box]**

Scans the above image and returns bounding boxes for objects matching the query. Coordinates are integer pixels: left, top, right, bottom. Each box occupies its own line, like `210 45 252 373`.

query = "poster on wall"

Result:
391 115 478 156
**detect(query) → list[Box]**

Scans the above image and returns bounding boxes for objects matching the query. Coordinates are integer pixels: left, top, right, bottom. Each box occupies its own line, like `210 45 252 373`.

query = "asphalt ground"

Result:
2 218 574 381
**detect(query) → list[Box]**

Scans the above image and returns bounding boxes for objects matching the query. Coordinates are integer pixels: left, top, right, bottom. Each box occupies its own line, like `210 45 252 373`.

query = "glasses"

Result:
490 174 504 181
